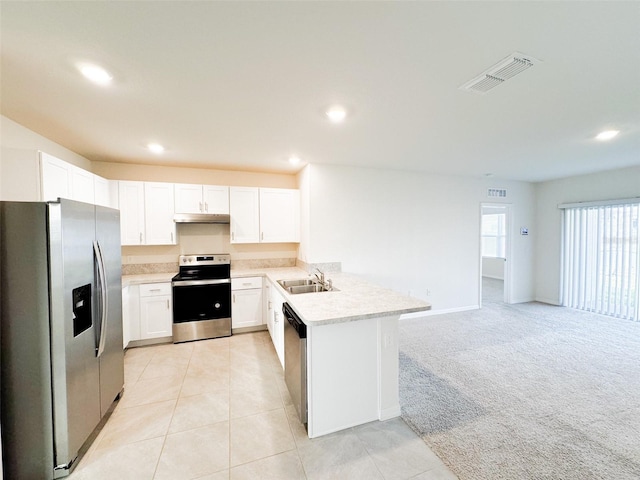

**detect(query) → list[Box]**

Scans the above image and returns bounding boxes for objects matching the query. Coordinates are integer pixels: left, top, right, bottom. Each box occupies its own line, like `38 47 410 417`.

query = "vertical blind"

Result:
562 201 640 321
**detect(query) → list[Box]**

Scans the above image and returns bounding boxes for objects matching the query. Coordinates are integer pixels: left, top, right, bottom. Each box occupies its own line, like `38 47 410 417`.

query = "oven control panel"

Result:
179 254 231 266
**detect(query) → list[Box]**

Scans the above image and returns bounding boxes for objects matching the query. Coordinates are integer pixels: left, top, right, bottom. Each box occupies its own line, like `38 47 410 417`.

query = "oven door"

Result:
172 280 231 323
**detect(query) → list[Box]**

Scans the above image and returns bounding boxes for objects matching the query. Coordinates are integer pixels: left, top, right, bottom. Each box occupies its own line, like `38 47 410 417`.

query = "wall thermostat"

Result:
520 227 529 235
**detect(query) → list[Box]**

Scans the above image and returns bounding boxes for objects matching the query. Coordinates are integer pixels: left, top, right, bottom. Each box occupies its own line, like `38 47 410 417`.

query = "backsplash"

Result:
296 259 342 273
122 262 179 275
230 258 296 270
121 258 339 275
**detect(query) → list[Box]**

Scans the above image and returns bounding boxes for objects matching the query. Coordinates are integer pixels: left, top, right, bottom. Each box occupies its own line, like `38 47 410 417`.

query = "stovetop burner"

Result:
172 254 231 282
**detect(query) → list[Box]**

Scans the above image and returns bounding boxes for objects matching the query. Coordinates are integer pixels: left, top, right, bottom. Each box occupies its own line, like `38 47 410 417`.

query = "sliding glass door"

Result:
562 201 639 321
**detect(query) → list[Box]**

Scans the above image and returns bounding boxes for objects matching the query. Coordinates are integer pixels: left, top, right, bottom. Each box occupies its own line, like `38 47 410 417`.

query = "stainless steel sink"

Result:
277 279 317 288
277 278 339 294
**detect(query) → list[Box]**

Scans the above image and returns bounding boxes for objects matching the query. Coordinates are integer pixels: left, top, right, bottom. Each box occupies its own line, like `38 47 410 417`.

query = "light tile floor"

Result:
70 331 457 480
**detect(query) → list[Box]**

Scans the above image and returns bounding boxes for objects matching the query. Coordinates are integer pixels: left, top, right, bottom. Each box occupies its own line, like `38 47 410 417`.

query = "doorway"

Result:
480 204 512 306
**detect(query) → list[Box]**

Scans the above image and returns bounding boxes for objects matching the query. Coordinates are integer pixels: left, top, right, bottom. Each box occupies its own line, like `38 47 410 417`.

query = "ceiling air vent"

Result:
488 188 507 198
460 52 539 94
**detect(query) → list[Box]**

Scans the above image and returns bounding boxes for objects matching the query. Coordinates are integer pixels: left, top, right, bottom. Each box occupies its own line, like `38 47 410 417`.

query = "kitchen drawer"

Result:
139 282 172 297
232 276 262 290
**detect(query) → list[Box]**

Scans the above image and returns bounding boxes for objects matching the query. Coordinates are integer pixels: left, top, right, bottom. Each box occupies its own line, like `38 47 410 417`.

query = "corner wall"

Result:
301 164 535 312
0 116 92 169
534 166 640 305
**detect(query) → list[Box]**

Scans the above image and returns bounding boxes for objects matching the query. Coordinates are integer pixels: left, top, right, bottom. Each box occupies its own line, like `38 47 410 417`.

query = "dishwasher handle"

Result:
283 303 307 339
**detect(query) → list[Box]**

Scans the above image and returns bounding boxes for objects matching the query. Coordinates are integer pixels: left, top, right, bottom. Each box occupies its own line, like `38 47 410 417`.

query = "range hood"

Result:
173 213 230 224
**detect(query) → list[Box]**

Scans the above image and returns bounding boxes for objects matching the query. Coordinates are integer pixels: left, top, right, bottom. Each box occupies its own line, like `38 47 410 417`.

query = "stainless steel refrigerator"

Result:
0 199 124 479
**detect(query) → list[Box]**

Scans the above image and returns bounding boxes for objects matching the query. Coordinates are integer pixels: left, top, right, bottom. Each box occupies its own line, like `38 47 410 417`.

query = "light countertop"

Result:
235 267 431 326
122 266 431 326
121 272 176 286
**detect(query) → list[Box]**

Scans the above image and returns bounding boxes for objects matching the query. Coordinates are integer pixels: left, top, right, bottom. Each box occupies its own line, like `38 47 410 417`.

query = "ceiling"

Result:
1 1 639 183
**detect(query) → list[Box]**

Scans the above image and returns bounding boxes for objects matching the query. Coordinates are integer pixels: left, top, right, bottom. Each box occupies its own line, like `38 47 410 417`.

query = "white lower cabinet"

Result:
139 283 173 339
122 286 132 348
123 282 172 347
265 279 285 368
231 277 263 329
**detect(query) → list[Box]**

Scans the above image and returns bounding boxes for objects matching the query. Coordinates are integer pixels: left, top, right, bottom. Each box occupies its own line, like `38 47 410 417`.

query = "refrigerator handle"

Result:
93 240 108 358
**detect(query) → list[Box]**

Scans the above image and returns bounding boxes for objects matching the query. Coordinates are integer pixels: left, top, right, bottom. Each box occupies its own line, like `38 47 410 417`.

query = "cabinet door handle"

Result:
261 232 264 241
166 299 170 309
199 201 203 212
268 300 272 310
231 231 235 241
171 232 174 243
149 288 161 292
233 294 236 303
205 202 208 212
139 232 143 244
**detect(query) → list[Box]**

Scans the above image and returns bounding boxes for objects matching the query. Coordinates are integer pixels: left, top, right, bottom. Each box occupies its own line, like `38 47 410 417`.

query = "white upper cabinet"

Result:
40 152 72 201
230 187 260 243
259 188 300 243
175 183 229 214
229 186 300 244
118 181 145 245
119 181 176 246
203 185 230 214
94 176 118 208
69 164 95 204
144 182 176 245
174 183 202 214
39 151 117 207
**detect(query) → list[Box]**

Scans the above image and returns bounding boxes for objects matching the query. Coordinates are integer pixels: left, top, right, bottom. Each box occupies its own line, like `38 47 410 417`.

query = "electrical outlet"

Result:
425 289 431 297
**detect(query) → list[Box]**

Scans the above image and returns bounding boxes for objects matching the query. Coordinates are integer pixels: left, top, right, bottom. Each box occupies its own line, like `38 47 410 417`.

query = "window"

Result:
482 213 506 258
562 201 640 321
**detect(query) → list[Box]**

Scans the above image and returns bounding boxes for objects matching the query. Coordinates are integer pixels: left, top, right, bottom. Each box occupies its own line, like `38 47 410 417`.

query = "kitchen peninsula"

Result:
123 266 431 438
236 267 431 438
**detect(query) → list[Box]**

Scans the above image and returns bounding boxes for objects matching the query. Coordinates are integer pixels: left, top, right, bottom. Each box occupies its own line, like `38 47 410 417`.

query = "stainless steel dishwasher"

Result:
283 302 307 426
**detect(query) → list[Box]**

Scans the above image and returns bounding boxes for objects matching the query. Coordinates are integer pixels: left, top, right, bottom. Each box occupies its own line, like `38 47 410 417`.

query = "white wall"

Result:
1 115 94 200
0 115 92 167
297 165 312 263
534 165 640 305
301 164 535 312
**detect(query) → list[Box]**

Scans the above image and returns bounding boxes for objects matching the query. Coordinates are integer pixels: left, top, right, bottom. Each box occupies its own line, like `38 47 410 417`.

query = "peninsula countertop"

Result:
122 267 431 326
233 267 431 326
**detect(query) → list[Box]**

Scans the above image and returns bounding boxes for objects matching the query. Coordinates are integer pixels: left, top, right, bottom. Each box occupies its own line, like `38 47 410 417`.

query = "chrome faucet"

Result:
313 267 325 285
313 267 334 291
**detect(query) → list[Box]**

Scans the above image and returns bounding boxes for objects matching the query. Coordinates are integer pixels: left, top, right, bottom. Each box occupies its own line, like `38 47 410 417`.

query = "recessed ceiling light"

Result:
595 130 620 141
288 156 301 166
77 63 113 86
147 143 165 154
326 106 347 123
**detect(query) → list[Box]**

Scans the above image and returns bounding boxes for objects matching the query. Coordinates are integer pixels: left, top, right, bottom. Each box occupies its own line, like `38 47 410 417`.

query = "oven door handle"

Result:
172 278 231 287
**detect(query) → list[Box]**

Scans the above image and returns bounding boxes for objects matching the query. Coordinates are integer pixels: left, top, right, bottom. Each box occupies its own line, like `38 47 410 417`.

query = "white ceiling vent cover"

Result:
460 52 539 94
488 188 507 198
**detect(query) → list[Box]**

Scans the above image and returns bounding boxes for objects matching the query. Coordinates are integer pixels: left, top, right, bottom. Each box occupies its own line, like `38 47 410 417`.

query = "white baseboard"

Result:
509 297 535 304
535 297 562 306
379 405 401 421
400 305 479 320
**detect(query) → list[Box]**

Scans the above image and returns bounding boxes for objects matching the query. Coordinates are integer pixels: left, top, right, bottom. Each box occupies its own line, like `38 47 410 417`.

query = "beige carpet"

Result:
399 289 640 479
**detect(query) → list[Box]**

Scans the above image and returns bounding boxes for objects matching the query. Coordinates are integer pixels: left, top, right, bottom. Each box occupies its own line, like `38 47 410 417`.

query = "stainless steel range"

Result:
171 254 231 343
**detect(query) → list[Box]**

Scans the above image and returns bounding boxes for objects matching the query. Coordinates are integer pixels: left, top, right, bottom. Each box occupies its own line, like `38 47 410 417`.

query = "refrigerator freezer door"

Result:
1 202 56 478
49 200 101 469
95 205 124 417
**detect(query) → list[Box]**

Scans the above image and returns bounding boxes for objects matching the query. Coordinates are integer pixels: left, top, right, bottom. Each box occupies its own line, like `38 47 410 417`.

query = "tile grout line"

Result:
150 341 193 480
227 337 232 479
